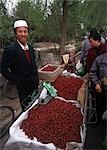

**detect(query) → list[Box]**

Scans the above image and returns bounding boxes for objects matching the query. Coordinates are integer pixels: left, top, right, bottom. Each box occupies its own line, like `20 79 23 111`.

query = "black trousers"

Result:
17 82 35 111
95 88 107 121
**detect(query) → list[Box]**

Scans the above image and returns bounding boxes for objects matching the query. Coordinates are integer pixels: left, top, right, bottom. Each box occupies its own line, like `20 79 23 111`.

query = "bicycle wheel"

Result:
0 105 15 138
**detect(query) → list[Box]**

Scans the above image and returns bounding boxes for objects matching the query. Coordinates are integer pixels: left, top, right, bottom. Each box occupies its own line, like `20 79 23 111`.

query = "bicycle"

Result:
0 105 15 138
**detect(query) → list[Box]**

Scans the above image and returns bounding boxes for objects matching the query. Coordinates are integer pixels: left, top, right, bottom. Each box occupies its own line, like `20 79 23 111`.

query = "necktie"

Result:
24 49 31 64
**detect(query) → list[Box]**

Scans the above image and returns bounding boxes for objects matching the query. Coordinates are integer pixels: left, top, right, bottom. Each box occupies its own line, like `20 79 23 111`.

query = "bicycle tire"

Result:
0 105 15 138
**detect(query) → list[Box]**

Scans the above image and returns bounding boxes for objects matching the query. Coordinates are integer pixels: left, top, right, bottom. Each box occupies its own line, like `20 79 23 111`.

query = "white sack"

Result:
4 99 56 150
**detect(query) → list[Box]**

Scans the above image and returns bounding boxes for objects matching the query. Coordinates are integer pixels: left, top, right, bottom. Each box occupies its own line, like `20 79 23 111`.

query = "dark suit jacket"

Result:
1 41 39 89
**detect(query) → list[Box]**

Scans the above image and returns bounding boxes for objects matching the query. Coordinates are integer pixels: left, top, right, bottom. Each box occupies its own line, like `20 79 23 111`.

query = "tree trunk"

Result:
59 0 69 57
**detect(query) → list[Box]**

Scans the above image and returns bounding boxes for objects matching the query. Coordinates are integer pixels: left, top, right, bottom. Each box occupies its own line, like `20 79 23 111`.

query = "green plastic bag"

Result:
78 66 85 77
42 82 57 97
76 60 85 77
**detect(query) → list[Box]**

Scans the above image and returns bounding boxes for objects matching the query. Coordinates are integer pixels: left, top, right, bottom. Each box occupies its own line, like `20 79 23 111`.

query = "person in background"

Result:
100 29 107 43
80 33 91 65
89 50 107 124
1 19 39 111
80 28 106 69
85 29 106 72
88 30 107 124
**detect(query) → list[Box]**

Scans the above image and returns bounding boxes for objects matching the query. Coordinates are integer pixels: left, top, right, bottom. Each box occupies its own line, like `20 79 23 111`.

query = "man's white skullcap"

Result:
14 20 28 28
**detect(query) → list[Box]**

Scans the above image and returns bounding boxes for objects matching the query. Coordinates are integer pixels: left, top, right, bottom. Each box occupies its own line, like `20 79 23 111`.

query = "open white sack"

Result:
4 85 86 150
4 99 56 150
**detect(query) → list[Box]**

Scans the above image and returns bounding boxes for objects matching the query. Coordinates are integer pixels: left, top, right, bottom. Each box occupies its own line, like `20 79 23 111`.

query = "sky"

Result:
6 0 53 14
6 0 18 14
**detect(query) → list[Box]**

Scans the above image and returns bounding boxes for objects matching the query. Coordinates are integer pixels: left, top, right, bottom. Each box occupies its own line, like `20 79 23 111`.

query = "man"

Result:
90 52 107 123
87 30 107 124
80 28 106 69
86 31 107 72
1 19 39 111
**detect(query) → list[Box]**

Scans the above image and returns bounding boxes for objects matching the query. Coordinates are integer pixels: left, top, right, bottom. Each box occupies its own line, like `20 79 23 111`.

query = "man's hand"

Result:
95 84 102 93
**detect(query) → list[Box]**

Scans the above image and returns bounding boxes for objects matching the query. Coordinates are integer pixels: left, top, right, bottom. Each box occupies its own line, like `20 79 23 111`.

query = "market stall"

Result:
4 64 88 150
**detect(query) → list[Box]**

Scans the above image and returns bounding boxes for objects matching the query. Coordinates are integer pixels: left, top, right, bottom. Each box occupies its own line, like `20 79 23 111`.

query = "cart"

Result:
4 58 96 150
4 73 88 150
